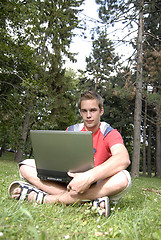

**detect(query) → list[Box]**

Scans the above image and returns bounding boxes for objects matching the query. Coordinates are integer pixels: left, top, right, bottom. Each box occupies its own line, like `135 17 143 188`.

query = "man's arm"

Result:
67 143 130 194
89 143 130 182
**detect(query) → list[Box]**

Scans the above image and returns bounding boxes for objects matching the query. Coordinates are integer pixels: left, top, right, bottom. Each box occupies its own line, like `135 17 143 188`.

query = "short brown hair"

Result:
78 91 103 110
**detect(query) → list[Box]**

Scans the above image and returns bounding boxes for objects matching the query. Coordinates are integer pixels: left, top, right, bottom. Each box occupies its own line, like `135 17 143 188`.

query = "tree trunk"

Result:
142 100 147 176
147 121 152 177
156 108 161 177
131 0 144 178
14 103 32 162
0 131 9 157
0 139 6 157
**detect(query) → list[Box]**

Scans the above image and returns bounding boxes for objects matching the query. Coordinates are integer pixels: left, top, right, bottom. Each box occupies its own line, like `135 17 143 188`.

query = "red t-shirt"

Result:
67 122 124 167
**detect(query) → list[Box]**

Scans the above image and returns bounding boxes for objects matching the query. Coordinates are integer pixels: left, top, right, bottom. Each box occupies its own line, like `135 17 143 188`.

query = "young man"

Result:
9 91 131 217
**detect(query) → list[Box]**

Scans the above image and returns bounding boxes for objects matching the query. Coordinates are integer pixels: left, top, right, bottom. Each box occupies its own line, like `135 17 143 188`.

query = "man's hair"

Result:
78 91 103 110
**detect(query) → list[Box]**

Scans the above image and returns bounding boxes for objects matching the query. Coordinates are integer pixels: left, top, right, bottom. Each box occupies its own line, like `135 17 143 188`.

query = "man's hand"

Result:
67 171 93 194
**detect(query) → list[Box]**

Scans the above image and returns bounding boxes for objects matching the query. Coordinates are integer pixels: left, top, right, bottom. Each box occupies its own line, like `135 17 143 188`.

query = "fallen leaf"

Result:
95 232 104 236
105 228 113 235
142 188 161 195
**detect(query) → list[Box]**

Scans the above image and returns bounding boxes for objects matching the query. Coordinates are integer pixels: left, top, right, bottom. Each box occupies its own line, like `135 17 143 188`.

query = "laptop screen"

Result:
30 130 94 182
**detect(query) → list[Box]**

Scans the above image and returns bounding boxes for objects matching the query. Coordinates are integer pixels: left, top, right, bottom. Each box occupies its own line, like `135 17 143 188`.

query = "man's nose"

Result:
87 111 91 118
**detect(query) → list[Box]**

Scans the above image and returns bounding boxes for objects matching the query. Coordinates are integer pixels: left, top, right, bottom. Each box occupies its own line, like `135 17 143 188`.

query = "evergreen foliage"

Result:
0 0 84 160
94 0 161 177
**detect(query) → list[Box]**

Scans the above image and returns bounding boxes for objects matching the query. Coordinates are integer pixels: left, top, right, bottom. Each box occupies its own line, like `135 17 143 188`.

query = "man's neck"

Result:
84 123 101 134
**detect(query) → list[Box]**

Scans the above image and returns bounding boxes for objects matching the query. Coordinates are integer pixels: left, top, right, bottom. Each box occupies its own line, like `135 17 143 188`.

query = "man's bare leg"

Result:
19 164 67 195
12 165 129 205
44 170 129 204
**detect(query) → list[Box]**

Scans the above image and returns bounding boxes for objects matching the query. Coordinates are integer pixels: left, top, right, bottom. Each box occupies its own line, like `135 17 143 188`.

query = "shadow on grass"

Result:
0 152 15 161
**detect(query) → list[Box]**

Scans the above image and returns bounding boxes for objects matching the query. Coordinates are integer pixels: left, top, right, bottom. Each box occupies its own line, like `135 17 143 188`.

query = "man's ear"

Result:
100 107 104 116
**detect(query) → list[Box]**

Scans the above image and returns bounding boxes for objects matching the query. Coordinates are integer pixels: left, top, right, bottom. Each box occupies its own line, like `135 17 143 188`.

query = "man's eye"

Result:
81 110 87 113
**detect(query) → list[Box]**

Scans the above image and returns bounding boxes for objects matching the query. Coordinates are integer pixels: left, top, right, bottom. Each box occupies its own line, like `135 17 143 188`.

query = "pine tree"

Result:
0 0 84 161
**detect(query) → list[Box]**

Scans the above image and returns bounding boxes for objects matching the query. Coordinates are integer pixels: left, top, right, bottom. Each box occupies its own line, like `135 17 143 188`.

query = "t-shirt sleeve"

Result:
105 129 124 150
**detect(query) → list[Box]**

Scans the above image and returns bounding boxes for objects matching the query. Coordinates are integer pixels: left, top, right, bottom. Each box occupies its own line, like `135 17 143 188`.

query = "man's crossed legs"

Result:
9 159 131 216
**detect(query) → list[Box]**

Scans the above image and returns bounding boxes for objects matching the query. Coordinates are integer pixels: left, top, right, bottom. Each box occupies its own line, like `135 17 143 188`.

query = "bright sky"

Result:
65 0 99 70
66 0 136 71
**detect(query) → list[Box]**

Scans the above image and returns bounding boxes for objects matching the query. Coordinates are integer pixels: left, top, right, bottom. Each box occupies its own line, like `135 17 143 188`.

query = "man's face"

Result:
80 99 104 133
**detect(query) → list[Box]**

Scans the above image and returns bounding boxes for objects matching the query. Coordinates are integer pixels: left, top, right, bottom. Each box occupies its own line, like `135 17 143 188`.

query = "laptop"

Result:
30 130 94 183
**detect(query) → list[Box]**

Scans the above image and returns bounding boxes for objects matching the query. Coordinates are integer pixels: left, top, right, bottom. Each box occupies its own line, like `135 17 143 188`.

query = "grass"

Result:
0 152 161 240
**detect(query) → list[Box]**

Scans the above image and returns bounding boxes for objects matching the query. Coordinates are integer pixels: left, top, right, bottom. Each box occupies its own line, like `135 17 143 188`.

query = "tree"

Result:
131 0 144 177
142 99 147 176
78 29 135 161
94 0 143 177
0 0 85 161
95 0 161 177
85 28 120 90
142 0 161 177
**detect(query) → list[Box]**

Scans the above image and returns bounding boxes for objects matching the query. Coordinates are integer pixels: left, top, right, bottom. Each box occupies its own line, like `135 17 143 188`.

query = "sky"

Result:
65 0 99 70
66 0 136 71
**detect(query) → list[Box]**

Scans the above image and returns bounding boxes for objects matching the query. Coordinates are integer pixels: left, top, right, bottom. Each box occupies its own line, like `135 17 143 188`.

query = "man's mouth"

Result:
86 120 93 124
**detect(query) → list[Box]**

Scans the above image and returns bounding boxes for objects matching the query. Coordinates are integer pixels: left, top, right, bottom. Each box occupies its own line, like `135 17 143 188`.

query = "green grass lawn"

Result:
0 152 161 240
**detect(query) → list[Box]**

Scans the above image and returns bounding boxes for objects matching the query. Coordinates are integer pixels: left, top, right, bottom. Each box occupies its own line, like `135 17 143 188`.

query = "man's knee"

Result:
19 159 36 169
109 170 131 201
19 159 37 179
115 170 131 191
121 170 131 189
